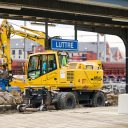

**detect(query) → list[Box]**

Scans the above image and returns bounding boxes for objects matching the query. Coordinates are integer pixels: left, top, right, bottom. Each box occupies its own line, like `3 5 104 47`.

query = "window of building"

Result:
19 50 22 55
12 50 15 55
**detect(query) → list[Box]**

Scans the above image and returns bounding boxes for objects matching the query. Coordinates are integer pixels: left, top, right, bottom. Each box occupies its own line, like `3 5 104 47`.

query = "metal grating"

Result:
67 71 74 82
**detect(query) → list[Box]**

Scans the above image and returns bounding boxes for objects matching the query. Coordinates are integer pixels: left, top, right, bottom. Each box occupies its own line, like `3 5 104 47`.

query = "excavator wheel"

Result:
54 92 63 110
17 105 26 112
92 91 105 107
55 92 76 110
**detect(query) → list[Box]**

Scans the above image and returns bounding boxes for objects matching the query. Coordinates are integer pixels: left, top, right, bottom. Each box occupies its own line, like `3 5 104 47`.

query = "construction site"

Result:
0 0 128 128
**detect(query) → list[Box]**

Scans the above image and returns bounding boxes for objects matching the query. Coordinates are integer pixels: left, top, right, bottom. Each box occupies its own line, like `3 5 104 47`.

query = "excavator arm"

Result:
0 19 46 77
11 26 46 47
0 20 12 75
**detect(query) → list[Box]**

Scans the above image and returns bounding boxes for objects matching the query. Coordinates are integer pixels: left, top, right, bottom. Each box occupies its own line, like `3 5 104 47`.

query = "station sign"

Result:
51 39 78 51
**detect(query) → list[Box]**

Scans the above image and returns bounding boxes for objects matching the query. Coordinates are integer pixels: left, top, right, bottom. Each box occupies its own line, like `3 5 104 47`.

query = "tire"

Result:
55 92 76 110
54 92 63 110
17 105 26 112
92 91 105 107
39 105 47 111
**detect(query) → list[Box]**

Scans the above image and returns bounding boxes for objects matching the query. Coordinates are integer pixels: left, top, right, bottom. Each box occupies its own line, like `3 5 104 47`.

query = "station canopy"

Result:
0 0 127 30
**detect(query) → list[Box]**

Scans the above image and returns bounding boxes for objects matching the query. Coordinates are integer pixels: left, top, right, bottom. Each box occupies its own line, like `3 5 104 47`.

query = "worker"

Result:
61 55 67 66
42 61 47 74
52 60 57 70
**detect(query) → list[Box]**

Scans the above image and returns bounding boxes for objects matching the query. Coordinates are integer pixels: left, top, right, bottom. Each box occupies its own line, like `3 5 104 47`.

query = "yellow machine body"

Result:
26 51 103 91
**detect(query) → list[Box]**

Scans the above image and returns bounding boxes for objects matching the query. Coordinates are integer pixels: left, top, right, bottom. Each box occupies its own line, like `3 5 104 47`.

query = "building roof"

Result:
78 41 109 55
110 47 123 61
111 47 118 56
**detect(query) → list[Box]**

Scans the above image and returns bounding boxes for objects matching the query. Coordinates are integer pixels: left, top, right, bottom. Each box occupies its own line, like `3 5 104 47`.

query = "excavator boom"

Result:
0 19 46 76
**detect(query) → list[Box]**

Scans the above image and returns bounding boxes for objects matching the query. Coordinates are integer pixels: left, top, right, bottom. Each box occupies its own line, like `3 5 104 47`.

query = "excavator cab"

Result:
27 51 69 81
28 53 57 79
27 52 58 88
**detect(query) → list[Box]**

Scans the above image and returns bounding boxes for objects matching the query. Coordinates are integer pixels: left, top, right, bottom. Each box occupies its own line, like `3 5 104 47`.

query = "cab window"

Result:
59 55 68 67
28 54 57 79
28 55 41 79
86 65 93 70
48 54 57 72
41 55 47 75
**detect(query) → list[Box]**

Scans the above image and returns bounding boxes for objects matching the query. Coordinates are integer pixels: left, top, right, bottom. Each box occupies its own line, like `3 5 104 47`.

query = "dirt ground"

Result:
0 106 128 128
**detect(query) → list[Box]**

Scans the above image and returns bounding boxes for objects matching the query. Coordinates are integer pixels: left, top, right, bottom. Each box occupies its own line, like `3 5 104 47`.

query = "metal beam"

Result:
60 0 128 10
0 1 127 29
0 7 127 29
77 25 121 35
0 0 21 10
22 0 128 19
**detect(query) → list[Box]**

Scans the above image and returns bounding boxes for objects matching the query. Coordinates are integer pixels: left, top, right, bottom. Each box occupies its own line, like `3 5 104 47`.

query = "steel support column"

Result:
120 28 128 93
126 44 128 93
74 24 77 40
45 21 48 50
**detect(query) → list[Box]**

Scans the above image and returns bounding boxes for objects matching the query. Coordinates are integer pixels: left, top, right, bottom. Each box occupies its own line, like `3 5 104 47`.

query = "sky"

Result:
0 19 125 56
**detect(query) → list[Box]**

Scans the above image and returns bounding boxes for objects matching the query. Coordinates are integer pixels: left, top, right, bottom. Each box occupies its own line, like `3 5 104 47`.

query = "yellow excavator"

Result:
0 19 105 111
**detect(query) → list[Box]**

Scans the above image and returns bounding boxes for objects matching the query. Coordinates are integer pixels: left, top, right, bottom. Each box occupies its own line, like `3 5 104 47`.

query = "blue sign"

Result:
51 39 78 51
